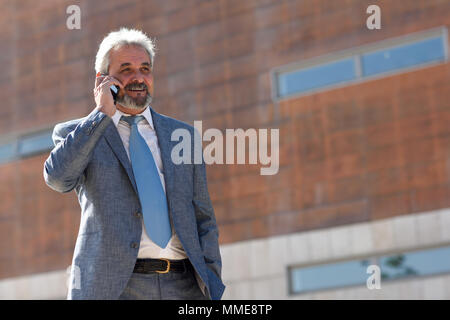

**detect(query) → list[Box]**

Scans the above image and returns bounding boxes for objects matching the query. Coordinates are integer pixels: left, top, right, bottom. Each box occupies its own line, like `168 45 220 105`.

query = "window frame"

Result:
0 128 54 165
18 130 54 158
272 27 448 102
288 244 450 296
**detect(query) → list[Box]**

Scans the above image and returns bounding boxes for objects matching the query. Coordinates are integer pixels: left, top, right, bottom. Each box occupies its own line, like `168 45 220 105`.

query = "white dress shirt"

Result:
111 106 188 260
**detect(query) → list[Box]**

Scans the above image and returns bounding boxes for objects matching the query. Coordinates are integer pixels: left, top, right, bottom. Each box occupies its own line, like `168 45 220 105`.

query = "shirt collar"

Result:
111 105 154 130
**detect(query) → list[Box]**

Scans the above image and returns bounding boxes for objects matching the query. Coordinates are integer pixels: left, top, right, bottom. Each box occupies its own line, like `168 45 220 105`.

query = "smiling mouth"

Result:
127 88 147 93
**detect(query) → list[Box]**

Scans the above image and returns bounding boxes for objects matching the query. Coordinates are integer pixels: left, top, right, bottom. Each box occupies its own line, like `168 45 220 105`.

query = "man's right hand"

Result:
93 74 123 117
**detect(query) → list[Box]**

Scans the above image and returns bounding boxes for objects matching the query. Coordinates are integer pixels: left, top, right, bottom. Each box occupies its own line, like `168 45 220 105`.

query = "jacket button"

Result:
131 242 139 249
134 211 142 218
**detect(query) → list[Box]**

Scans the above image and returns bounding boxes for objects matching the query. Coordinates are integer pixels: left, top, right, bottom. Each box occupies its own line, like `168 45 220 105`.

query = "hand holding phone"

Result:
94 73 122 117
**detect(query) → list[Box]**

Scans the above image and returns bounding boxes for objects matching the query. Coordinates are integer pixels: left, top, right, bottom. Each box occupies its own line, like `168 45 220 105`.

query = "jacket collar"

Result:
103 107 176 202
110 106 155 130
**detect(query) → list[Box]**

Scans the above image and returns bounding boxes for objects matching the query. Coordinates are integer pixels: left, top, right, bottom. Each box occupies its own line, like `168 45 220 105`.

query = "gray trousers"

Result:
119 266 208 300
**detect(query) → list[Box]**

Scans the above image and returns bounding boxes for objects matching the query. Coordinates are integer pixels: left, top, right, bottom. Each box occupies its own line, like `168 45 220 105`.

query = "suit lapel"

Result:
102 108 176 206
103 122 138 194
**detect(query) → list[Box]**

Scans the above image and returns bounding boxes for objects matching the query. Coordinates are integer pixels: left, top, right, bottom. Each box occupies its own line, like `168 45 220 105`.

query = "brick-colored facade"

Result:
0 0 449 282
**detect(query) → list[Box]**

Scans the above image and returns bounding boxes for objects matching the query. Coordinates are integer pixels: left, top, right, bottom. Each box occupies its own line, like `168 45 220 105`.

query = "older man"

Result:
43 28 224 300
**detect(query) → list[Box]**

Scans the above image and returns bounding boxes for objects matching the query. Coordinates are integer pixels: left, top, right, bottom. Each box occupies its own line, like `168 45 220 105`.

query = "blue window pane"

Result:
291 259 370 293
18 131 53 157
380 246 450 280
278 58 356 97
362 36 445 77
290 245 450 294
0 142 17 164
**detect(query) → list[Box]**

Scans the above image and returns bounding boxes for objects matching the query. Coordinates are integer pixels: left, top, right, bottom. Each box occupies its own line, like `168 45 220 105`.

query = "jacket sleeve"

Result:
43 108 112 193
192 149 224 298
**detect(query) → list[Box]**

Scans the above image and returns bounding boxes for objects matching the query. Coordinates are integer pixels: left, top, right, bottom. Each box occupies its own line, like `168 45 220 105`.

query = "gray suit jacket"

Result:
43 107 225 300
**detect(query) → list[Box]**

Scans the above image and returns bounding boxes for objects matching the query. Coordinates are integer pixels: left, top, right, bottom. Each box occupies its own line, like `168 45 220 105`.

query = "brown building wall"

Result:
0 0 449 280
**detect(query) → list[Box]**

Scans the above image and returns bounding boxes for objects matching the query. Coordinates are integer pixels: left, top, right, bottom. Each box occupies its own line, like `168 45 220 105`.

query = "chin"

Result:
117 94 152 110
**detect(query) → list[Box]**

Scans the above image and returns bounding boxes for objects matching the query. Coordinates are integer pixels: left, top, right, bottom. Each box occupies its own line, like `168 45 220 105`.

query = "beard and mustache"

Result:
116 82 152 111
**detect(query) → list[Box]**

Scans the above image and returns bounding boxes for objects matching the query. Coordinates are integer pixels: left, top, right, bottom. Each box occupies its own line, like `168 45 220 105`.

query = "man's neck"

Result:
116 104 147 115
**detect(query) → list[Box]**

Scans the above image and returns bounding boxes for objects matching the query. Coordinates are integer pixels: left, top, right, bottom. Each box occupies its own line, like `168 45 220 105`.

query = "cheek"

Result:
119 75 132 86
146 79 154 91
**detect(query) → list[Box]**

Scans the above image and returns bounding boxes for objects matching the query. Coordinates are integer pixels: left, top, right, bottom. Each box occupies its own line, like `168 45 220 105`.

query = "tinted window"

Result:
290 245 450 294
277 58 356 98
291 259 369 293
361 36 445 77
18 131 53 157
275 32 446 100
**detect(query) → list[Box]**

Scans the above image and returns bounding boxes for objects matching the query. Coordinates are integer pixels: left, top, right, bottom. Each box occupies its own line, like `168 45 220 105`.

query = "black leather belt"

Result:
133 258 191 274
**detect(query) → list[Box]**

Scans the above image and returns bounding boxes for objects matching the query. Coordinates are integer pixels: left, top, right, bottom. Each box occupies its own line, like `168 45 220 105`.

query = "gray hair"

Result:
95 27 156 74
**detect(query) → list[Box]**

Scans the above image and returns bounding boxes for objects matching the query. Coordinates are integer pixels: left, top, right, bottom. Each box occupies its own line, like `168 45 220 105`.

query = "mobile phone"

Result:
110 85 119 104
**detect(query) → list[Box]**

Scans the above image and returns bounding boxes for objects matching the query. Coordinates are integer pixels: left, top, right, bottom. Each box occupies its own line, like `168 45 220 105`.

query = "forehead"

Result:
109 45 151 67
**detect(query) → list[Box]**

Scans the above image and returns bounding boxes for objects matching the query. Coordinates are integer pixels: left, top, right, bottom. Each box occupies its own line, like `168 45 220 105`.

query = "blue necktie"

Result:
121 115 172 248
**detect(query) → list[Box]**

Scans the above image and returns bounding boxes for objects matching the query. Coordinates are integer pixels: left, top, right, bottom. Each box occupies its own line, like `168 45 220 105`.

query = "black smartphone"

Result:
110 85 119 104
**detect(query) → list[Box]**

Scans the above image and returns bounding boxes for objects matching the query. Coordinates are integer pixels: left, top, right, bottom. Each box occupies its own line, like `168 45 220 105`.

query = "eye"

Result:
120 68 131 73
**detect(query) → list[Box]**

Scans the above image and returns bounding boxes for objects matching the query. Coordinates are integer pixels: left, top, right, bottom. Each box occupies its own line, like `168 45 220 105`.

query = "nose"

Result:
127 71 152 88
130 74 145 83
127 77 146 87
129 68 146 80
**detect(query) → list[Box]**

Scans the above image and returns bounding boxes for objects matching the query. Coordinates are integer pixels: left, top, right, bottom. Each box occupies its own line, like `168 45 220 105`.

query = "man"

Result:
43 28 225 300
